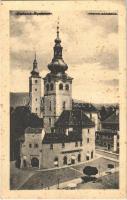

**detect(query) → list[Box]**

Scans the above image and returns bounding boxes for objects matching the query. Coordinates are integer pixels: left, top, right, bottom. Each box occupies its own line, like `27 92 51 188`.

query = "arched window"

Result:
54 157 58 161
46 84 49 91
54 157 58 166
59 83 63 90
65 84 69 91
50 83 54 91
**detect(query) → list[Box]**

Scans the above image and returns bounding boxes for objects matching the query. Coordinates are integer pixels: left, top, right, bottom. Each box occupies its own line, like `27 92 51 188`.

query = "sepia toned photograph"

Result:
10 9 120 190
0 0 127 199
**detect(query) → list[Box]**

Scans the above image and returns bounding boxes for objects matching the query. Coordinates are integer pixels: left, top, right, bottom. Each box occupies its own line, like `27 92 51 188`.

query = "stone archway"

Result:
31 157 39 167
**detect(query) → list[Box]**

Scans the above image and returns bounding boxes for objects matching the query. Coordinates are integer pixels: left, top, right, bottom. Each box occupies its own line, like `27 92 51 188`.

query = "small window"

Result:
62 143 65 148
65 84 69 91
35 80 38 83
49 118 51 126
35 88 37 91
50 144 53 150
29 144 32 148
34 144 38 148
36 108 37 111
50 83 54 90
35 98 37 101
46 84 49 91
87 138 90 143
63 101 66 110
75 141 78 147
59 83 63 90
80 141 82 146
88 129 90 133
49 101 51 111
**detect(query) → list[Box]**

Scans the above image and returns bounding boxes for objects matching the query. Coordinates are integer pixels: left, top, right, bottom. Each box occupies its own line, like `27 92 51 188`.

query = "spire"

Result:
57 17 60 39
48 18 68 74
31 52 39 77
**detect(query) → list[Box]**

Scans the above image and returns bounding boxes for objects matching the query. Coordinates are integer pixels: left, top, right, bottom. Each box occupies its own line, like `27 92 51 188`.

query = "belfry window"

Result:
46 84 49 91
50 83 54 91
59 83 63 90
65 84 69 91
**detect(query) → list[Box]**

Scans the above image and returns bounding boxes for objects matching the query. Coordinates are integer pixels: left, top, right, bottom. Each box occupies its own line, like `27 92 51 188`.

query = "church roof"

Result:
55 110 95 128
42 132 82 144
48 19 68 74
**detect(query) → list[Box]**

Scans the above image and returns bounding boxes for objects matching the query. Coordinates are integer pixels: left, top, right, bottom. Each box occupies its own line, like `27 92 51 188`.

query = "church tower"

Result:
29 54 41 117
43 20 73 133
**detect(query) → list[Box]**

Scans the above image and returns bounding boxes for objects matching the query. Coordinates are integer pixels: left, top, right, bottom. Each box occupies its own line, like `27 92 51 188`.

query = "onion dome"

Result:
48 19 68 74
31 53 39 77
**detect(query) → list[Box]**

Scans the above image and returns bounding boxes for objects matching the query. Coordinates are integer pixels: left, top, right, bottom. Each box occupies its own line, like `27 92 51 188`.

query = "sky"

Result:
10 10 119 104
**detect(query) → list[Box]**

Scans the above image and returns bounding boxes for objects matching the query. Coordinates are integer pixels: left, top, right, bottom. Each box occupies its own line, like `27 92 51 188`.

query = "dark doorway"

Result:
71 158 75 164
23 159 27 168
63 156 67 165
78 154 81 162
91 151 93 159
86 156 89 161
31 157 39 167
108 144 111 150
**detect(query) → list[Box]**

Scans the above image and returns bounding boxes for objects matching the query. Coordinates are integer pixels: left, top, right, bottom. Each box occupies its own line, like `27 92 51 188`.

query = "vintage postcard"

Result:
0 0 127 199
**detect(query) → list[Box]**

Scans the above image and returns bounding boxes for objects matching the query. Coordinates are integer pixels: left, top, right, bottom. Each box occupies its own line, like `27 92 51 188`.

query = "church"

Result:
20 22 97 169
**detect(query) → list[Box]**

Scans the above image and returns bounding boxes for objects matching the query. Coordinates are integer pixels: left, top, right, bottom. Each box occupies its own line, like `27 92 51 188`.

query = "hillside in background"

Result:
10 93 119 110
10 92 29 108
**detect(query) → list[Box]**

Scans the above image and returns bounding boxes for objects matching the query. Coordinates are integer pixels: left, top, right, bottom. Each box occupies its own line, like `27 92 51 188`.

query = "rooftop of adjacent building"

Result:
21 109 95 144
102 111 119 125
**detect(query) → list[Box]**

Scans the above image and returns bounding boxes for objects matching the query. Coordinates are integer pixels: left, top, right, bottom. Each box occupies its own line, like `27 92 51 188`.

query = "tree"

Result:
83 166 98 178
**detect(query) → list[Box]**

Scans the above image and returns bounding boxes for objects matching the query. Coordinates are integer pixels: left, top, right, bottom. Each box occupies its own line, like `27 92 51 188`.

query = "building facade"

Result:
96 111 119 153
20 22 96 169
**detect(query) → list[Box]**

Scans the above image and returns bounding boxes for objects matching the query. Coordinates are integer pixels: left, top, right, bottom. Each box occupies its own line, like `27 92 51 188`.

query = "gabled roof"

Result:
102 112 119 124
55 109 95 128
73 101 98 113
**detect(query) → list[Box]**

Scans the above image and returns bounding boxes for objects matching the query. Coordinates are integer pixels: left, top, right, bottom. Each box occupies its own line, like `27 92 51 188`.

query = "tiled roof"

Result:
42 132 82 144
55 110 95 128
25 127 42 134
102 112 119 124
73 101 98 113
